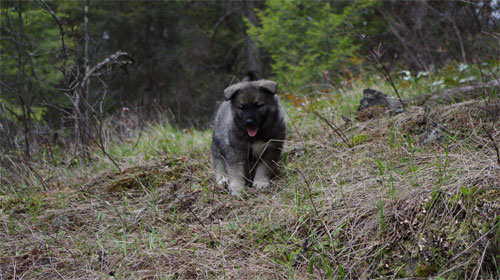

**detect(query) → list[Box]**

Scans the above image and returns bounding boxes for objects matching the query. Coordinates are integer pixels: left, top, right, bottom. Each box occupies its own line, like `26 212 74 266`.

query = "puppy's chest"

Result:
250 140 265 159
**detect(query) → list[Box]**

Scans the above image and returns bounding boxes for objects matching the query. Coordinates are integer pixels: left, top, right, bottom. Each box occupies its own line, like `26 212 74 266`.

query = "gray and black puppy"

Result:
211 79 286 195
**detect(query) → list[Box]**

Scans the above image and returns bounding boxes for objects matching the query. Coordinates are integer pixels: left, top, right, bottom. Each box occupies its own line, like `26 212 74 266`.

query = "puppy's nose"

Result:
245 119 255 126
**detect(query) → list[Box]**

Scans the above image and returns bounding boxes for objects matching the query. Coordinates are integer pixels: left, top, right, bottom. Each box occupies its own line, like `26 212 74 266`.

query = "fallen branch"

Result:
82 51 134 86
417 80 500 106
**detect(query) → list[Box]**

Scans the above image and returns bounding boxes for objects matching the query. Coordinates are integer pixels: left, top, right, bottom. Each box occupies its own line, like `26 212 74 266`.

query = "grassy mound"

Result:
1 90 499 279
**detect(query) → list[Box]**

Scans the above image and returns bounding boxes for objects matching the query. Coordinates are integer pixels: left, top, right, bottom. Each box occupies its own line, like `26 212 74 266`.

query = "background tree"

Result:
247 0 382 91
378 0 500 70
248 0 499 91
1 0 262 161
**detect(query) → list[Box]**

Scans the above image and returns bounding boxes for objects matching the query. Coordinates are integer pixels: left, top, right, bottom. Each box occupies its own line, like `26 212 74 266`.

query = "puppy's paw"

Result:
228 181 245 196
216 175 228 186
252 178 270 190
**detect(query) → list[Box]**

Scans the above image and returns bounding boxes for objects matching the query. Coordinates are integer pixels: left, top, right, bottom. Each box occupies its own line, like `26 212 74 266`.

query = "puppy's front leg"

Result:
226 162 246 195
212 154 228 186
252 141 282 190
252 162 272 190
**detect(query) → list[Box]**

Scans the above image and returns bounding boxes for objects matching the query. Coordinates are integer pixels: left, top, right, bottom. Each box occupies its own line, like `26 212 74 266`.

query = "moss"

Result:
415 264 438 277
352 134 371 146
396 266 409 278
0 195 21 211
0 195 46 214
102 169 170 193
332 142 346 147
331 134 370 147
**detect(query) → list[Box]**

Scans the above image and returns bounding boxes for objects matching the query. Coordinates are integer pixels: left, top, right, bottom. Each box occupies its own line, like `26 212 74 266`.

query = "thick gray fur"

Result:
211 80 286 195
224 80 278 100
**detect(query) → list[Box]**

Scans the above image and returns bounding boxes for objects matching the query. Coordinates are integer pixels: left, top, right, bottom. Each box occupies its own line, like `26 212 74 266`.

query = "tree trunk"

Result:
81 0 91 162
244 0 262 77
17 0 31 159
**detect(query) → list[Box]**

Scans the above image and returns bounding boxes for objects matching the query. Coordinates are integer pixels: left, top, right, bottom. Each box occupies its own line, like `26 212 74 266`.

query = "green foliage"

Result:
415 264 439 277
351 133 370 146
107 122 211 160
376 201 386 235
0 3 76 107
247 0 382 91
1 0 252 139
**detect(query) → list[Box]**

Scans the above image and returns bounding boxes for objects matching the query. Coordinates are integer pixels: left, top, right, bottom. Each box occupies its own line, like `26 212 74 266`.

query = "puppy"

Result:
211 79 286 195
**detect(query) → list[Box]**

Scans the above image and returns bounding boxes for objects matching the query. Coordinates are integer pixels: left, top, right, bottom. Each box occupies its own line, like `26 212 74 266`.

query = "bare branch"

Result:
313 111 353 148
368 47 407 111
82 51 135 86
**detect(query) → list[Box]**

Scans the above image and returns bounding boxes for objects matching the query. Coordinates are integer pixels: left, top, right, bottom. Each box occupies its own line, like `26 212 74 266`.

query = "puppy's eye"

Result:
238 105 244 109
256 103 264 108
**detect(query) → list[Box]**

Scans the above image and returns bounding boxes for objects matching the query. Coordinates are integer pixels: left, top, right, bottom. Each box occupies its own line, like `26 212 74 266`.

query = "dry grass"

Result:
1 98 499 279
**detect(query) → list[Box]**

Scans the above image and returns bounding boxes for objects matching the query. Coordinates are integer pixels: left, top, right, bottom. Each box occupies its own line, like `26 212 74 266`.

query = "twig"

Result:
486 129 500 165
297 170 323 229
80 125 121 172
46 232 79 266
478 61 500 165
296 169 337 264
313 111 352 148
171 192 217 246
107 199 127 231
90 116 122 172
133 122 147 150
34 0 69 77
23 159 49 190
473 240 490 280
369 47 406 111
435 261 470 279
473 100 500 166
210 8 240 46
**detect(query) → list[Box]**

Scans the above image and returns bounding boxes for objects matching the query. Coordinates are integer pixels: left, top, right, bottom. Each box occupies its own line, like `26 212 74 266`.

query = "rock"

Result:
357 88 397 111
419 123 446 145
356 88 403 121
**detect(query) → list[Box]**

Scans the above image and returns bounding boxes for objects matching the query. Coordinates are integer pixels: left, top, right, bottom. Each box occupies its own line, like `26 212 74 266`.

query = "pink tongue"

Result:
247 127 258 137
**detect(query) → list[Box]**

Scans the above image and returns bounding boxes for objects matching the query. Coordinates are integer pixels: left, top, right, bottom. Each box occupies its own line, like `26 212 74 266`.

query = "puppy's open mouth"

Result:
247 126 258 137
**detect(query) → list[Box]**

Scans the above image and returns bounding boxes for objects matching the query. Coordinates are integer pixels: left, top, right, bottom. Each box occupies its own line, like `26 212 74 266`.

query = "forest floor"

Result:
1 85 500 279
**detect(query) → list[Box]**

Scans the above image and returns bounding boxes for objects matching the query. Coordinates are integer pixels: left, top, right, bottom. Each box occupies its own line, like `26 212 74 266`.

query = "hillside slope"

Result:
1 94 499 279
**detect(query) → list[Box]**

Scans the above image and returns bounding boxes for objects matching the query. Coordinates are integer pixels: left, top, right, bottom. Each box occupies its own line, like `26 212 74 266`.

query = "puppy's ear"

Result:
224 84 241 100
257 80 278 95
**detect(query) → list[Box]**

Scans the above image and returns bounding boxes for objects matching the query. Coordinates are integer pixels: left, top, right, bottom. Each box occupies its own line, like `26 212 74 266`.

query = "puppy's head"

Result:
224 80 278 137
